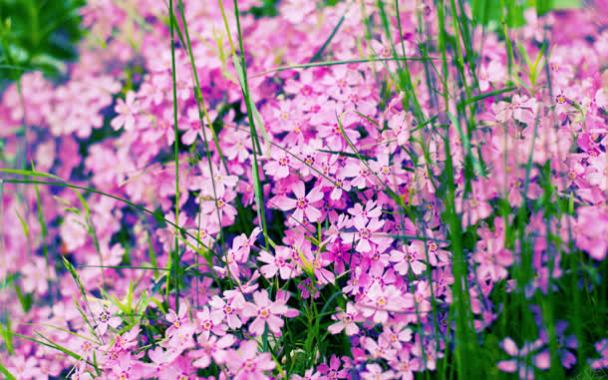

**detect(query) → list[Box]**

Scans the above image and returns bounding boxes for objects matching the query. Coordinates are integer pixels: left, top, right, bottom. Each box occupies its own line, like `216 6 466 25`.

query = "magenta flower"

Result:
591 339 608 369
317 355 348 379
292 368 322 380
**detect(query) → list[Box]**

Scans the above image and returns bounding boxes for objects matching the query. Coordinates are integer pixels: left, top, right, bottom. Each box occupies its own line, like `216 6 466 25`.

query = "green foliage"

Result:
0 0 85 83
471 0 583 27
249 0 280 17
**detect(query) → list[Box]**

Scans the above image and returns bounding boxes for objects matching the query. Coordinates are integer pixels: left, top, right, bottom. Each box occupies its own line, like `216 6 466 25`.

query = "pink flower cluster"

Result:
1 0 608 379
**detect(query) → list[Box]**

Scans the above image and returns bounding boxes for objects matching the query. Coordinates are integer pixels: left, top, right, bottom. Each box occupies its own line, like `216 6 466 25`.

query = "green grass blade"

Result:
0 361 16 380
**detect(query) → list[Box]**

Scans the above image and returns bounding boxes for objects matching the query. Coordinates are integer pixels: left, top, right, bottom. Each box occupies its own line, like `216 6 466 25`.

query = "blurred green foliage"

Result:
0 0 85 84
471 0 583 27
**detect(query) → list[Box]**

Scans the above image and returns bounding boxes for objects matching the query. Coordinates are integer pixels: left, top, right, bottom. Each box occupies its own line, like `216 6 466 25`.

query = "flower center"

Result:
259 308 270 319
301 85 313 96
99 309 110 323
304 154 315 166
360 228 371 239
296 198 308 209
81 341 92 352
377 297 387 307
244 359 257 372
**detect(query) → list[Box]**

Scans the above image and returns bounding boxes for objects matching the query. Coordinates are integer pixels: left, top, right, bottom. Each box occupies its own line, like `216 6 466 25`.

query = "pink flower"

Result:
591 339 608 369
328 302 360 336
389 350 422 380
190 334 235 369
360 282 413 324
225 340 276 380
270 181 324 223
388 111 413 146
166 306 191 337
189 162 238 197
196 306 226 339
231 227 261 263
200 189 238 227
292 368 322 380
352 218 386 253
7 355 46 379
497 337 547 379
209 292 247 329
390 244 426 276
90 301 121 336
111 91 139 130
574 206 608 260
180 107 216 146
362 363 396 380
242 290 294 336
348 200 383 224
258 246 296 280
22 256 54 295
264 147 292 179
473 220 514 282
317 355 348 379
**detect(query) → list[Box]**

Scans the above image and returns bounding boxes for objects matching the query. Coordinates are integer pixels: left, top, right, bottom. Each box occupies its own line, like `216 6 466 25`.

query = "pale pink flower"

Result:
328 303 360 336
196 306 226 339
209 292 247 329
258 246 296 280
190 334 235 369
270 181 324 223
390 245 426 276
90 301 121 336
242 290 291 336
111 91 139 130
225 340 276 380
353 218 385 253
